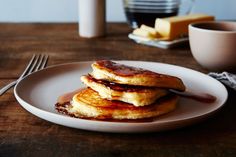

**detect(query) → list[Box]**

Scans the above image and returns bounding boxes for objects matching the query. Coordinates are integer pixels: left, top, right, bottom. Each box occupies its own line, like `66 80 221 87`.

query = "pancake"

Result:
56 88 179 120
91 60 186 91
81 75 168 106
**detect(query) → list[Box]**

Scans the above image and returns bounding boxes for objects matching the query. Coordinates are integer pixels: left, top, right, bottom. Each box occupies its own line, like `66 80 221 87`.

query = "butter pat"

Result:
133 25 160 39
140 25 161 38
155 14 215 40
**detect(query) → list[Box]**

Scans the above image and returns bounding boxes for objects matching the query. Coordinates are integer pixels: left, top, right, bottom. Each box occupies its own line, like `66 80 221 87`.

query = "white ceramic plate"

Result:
14 61 228 133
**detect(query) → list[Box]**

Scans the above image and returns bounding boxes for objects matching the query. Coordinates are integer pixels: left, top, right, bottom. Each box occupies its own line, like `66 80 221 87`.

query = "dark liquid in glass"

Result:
125 9 178 28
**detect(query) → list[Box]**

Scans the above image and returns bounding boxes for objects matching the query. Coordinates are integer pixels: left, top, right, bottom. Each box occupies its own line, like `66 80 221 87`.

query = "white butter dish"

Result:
128 33 189 49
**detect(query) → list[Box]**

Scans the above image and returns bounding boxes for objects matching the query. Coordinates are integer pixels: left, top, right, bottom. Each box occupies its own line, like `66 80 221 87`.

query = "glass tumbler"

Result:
123 0 195 28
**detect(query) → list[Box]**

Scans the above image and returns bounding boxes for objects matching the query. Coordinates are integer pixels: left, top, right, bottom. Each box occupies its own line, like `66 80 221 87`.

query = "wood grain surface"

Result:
0 23 235 157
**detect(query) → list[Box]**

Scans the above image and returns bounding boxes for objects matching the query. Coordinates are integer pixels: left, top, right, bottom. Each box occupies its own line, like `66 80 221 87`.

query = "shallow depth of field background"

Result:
0 0 235 22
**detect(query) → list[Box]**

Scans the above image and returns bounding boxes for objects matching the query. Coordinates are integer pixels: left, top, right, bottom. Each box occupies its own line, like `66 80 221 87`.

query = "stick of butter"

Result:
155 14 215 40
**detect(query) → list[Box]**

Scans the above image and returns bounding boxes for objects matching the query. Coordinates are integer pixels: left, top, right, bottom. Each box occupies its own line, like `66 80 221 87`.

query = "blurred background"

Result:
0 0 235 23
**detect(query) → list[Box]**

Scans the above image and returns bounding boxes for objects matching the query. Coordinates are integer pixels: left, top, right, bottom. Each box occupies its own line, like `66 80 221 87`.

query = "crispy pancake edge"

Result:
68 88 179 120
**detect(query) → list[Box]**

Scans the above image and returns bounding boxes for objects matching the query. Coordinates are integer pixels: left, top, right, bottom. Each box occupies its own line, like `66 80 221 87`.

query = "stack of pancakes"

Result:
56 60 185 120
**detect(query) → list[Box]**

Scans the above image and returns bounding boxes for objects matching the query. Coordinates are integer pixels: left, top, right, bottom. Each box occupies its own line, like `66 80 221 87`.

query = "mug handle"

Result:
179 0 195 15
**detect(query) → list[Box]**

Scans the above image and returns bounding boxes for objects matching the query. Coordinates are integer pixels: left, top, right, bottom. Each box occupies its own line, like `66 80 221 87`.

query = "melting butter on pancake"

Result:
91 60 186 91
81 75 168 107
65 88 179 120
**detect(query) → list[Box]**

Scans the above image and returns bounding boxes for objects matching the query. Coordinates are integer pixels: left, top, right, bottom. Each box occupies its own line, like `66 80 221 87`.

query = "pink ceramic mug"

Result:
189 21 236 71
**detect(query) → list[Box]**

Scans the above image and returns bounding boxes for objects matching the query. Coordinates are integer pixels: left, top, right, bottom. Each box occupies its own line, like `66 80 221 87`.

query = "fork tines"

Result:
0 54 49 96
21 54 49 79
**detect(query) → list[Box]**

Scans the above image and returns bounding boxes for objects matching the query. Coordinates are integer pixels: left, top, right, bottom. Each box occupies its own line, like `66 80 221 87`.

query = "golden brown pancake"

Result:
91 60 186 91
56 88 179 120
81 75 168 106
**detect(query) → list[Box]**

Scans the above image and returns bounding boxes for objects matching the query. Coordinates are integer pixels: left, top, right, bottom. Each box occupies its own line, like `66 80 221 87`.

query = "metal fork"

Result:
0 54 49 96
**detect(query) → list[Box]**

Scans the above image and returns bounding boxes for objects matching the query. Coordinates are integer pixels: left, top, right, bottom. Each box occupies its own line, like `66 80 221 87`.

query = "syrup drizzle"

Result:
86 74 156 92
58 88 216 106
55 88 216 122
55 101 156 123
170 90 216 103
57 89 83 104
55 89 156 122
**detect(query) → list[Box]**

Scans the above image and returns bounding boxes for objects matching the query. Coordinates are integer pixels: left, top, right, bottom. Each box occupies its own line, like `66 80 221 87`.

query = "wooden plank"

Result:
0 23 205 78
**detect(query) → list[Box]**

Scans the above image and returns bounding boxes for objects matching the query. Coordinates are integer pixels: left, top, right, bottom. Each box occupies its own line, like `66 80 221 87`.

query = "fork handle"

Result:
0 80 17 96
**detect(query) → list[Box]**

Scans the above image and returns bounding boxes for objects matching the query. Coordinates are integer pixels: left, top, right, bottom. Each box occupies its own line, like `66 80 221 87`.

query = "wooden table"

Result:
0 23 235 157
